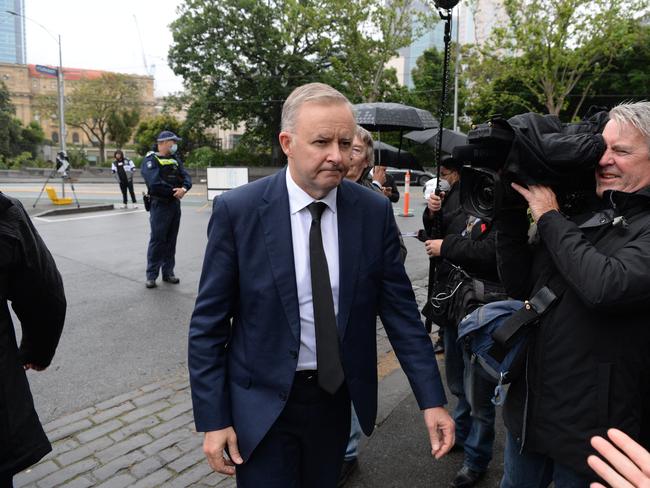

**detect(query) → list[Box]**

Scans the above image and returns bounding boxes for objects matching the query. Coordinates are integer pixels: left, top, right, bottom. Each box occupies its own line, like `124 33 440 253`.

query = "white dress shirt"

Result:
285 169 340 371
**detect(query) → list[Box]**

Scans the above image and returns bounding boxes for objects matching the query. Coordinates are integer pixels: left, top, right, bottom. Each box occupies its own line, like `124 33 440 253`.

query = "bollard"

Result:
400 170 414 217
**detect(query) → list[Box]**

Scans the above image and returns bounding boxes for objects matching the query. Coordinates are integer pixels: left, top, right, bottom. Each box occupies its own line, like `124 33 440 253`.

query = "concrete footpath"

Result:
14 277 506 488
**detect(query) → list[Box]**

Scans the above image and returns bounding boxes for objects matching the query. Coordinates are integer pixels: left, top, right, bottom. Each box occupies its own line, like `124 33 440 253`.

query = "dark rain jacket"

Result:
496 187 650 478
0 193 66 477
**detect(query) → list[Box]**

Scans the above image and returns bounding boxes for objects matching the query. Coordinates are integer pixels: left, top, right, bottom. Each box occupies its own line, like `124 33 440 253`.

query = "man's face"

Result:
280 101 355 199
346 135 369 182
440 166 459 186
158 140 173 156
596 120 650 196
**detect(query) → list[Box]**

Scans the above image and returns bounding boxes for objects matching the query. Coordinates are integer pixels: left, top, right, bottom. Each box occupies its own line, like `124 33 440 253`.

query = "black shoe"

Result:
162 275 180 284
145 280 157 289
450 466 485 488
337 458 358 487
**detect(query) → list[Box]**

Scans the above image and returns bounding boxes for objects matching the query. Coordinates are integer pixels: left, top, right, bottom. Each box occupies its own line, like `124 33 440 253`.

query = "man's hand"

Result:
588 429 650 488
203 427 243 476
423 407 455 459
424 239 443 257
373 165 387 186
23 363 46 371
427 193 444 213
173 187 187 200
381 187 392 198
510 183 559 223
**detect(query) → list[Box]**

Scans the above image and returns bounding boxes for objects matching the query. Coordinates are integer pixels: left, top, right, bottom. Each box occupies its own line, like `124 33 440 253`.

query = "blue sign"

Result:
35 64 58 77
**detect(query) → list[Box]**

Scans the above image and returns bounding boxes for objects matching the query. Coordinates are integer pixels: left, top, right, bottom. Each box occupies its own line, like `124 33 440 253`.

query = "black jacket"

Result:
496 187 650 477
0 194 66 476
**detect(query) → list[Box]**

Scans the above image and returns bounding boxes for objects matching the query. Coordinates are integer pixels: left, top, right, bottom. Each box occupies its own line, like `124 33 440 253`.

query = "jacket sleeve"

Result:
7 201 66 368
495 209 535 300
377 198 447 409
537 210 650 309
188 196 237 432
440 227 497 277
178 160 193 191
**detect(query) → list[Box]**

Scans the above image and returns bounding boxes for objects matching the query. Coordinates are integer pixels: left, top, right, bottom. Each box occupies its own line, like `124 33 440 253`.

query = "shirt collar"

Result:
286 167 338 215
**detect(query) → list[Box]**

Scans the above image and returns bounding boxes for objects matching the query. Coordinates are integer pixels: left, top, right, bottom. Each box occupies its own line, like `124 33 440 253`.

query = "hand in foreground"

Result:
424 239 443 257
381 187 392 198
427 193 443 213
588 429 650 488
23 363 46 371
203 427 243 476
510 183 559 223
173 187 187 200
423 407 455 459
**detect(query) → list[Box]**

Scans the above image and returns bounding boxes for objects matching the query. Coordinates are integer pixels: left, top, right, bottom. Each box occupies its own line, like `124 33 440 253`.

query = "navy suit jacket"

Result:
188 168 446 461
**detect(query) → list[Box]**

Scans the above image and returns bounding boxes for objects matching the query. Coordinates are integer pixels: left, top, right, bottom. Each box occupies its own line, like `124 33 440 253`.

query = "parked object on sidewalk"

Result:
0 192 66 483
45 186 73 205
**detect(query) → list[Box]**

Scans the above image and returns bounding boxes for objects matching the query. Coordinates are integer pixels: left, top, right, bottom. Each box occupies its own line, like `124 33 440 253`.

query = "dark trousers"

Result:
236 375 351 488
0 474 13 488
118 180 136 204
146 198 181 280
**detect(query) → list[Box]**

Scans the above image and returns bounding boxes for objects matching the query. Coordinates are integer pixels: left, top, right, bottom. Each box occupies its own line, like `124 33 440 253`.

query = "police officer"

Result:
141 130 192 289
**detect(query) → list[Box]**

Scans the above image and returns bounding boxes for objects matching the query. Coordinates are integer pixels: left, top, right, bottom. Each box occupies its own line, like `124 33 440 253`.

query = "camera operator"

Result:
422 156 503 487
496 101 650 487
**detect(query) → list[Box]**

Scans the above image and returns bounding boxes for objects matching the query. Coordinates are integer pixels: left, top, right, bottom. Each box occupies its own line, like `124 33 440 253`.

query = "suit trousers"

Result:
235 374 351 488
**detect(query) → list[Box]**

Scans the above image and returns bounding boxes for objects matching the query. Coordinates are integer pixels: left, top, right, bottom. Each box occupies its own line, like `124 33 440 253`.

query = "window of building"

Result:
72 132 79 144
51 131 59 143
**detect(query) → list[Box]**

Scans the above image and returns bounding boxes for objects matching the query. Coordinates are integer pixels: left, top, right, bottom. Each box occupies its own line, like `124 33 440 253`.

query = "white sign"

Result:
206 167 249 200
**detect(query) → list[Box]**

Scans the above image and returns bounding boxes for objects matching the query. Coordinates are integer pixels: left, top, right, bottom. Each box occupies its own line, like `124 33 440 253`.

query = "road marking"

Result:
35 209 147 223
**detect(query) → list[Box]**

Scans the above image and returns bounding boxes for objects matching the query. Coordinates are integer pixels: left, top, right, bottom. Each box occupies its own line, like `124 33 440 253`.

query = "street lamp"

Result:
5 10 66 155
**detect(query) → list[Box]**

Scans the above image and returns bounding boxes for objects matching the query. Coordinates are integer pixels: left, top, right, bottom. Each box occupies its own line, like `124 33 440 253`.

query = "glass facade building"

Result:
0 0 26 64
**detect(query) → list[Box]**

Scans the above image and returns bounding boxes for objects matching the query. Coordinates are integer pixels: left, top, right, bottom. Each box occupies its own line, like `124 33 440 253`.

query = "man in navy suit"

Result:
188 83 454 487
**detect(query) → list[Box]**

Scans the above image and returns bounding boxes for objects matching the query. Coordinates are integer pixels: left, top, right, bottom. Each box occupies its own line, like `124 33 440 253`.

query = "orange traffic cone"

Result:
399 170 413 217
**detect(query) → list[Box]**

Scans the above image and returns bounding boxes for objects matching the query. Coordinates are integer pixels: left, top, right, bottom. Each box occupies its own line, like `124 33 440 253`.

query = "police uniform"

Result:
140 132 192 287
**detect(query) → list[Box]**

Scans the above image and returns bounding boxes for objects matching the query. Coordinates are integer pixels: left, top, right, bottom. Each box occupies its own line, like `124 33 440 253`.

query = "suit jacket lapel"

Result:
336 181 362 339
258 168 301 343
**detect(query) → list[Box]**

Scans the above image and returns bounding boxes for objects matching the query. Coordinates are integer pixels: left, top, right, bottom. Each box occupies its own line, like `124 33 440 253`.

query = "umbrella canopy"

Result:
354 103 438 132
404 128 467 154
373 141 422 171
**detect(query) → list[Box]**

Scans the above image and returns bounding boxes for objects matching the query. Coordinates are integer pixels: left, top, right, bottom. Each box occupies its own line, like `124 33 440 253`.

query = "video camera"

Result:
452 111 609 222
55 151 70 177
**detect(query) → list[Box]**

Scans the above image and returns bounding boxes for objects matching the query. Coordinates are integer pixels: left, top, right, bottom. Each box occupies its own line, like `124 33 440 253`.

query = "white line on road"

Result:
35 209 147 223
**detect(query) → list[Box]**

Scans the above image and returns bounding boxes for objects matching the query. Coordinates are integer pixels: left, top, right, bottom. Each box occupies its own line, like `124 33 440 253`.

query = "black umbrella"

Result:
404 128 467 154
373 141 422 171
354 103 438 132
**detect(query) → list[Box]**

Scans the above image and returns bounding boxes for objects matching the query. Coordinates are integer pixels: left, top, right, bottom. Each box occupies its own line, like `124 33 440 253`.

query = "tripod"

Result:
33 167 81 208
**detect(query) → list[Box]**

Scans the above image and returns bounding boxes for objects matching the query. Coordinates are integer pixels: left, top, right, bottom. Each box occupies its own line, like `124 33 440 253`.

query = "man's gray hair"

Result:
355 125 375 166
281 83 353 132
609 101 650 152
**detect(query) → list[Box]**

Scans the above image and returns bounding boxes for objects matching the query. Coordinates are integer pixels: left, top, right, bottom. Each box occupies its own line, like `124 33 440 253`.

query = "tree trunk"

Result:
98 139 106 164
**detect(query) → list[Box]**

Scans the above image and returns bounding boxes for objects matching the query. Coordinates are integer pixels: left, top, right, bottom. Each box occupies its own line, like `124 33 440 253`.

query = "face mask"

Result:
170 143 178 155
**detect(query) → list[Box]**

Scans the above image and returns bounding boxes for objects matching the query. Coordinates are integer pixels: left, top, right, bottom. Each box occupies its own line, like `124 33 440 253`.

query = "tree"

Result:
478 0 646 119
108 109 141 149
133 114 182 157
36 73 142 163
168 0 433 163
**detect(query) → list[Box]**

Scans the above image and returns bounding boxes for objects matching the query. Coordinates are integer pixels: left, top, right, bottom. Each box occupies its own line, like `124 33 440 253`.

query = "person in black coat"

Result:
0 193 66 487
422 157 503 487
496 101 650 486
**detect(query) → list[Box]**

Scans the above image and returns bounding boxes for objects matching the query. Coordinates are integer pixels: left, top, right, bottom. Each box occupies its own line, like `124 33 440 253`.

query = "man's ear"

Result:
279 131 293 157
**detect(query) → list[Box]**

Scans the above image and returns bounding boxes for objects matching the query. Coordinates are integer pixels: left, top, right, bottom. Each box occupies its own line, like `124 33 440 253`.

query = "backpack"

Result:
457 285 558 405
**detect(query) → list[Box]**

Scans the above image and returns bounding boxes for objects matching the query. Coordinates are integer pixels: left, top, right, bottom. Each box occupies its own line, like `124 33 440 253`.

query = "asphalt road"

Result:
1 180 433 423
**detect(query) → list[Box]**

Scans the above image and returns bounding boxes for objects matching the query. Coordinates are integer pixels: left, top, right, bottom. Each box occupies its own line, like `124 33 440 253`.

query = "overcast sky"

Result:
23 0 185 96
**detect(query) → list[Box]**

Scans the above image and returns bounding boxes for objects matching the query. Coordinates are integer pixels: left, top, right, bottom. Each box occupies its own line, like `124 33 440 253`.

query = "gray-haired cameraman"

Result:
496 101 650 486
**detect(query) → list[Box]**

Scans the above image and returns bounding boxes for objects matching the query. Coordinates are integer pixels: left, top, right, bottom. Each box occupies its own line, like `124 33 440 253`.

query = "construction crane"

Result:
133 14 155 77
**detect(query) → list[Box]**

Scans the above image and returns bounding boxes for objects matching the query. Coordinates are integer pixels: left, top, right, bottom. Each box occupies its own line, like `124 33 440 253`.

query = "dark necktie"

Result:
307 202 344 394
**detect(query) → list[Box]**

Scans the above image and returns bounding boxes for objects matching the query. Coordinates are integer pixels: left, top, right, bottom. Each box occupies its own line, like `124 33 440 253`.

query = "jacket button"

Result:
289 350 298 359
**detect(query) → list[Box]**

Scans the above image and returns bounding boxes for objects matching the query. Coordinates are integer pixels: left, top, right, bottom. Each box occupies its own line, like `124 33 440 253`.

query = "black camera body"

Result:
452 112 609 222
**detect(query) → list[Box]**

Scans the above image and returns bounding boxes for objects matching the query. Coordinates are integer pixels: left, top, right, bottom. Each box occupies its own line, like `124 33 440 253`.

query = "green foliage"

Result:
0 81 46 160
472 0 647 118
133 114 183 156
108 108 141 149
185 145 271 168
168 0 431 163
35 73 143 163
66 146 90 169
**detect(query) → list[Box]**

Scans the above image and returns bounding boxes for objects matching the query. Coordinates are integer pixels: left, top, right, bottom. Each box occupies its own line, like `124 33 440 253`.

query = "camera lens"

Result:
472 174 495 213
